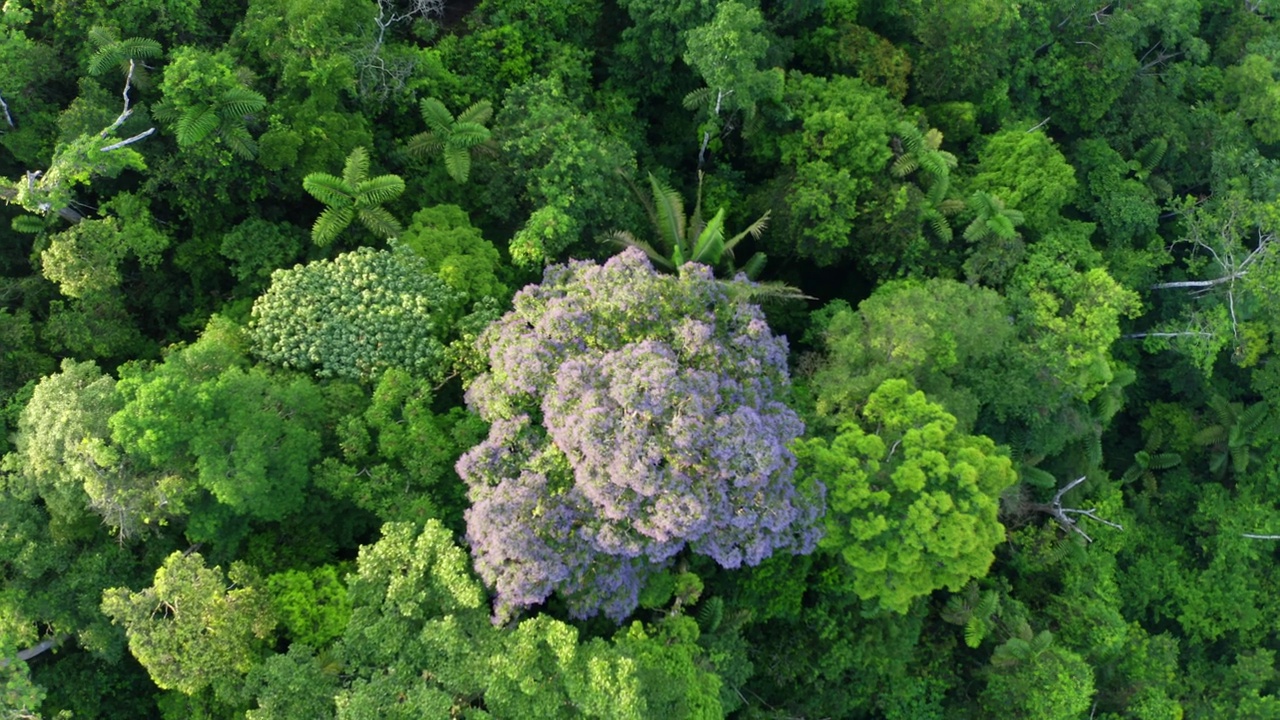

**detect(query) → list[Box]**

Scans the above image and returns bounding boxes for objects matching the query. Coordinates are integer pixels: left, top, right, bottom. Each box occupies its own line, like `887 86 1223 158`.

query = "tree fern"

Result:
303 148 404 246
403 98 495 183
87 27 162 77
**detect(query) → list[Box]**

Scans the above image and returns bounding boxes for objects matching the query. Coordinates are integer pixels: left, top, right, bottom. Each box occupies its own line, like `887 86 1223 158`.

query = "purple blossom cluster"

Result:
457 249 823 622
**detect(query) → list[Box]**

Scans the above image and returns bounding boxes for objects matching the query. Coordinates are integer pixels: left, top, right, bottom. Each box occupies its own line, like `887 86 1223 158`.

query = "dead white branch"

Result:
1033 476 1124 543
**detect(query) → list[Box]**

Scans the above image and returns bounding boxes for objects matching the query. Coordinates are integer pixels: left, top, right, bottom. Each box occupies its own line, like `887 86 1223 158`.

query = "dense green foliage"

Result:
5 0 1280 717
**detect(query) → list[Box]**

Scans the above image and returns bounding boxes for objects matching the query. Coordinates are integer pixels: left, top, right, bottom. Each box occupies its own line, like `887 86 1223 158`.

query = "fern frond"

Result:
1019 466 1057 489
302 173 355 207
419 97 454 133
697 597 725 633
1085 431 1103 468
1193 425 1226 446
403 131 444 160
88 26 118 49
443 146 472 183
964 617 986 648
175 106 219 145
342 146 371 187
1240 401 1269 435
683 86 715 111
311 206 354 246
88 46 125 76
890 155 919 178
356 175 406 206
218 87 267 118
150 101 181 124
11 215 46 233
357 206 403 239
1149 452 1181 470
117 37 162 60
220 124 258 159
457 100 494 126
449 122 492 149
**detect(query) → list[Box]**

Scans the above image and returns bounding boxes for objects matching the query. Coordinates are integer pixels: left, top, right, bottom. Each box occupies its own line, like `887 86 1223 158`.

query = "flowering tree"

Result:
456 248 822 622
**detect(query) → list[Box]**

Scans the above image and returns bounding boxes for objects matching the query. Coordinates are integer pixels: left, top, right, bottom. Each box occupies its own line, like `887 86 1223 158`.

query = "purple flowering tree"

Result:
457 248 822 622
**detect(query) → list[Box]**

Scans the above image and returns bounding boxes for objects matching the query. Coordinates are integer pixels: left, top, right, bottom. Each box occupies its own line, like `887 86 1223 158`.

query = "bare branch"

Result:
1026 116 1052 133
0 634 71 668
1031 476 1123 543
0 91 13 129
101 127 156 152
1243 533 1280 540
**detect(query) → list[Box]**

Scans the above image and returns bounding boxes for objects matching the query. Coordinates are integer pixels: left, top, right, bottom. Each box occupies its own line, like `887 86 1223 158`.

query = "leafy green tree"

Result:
101 551 276 696
249 245 464 382
489 76 638 266
771 72 903 265
398 204 506 300
153 47 267 160
314 368 485 526
266 565 350 648
109 318 327 529
969 128 1077 237
810 278 1014 430
795 379 1017 613
682 1 783 165
1224 54 1280 145
301 146 405 246
980 632 1096 720
241 644 339 720
403 98 495 183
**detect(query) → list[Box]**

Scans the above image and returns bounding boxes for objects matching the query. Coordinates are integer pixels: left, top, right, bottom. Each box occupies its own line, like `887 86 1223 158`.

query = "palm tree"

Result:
604 172 808 301
302 147 405 246
963 190 1025 243
403 97 496 183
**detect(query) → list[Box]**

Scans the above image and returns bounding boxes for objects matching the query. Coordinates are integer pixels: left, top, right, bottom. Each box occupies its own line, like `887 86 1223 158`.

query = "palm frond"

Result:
601 230 676 270
724 210 770 254
740 252 767 280
690 208 726 266
648 173 686 255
